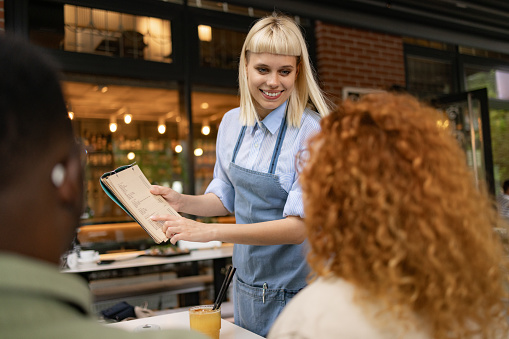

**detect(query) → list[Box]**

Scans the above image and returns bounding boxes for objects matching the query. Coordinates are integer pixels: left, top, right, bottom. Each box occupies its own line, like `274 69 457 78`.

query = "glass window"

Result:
29 2 173 63
406 55 453 99
464 65 509 194
198 25 246 69
491 108 509 194
465 66 509 100
63 80 183 225
191 90 239 195
65 5 172 62
64 79 240 226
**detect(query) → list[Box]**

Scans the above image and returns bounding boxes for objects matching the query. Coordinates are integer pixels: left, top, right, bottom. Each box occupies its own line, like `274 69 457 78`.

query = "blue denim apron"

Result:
230 113 309 337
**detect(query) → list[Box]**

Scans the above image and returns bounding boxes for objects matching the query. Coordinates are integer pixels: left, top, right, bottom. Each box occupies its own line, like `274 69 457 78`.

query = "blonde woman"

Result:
150 13 331 336
268 92 509 338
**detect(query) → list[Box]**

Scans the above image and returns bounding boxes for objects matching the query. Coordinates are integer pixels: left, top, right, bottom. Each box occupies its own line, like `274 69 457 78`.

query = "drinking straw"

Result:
212 265 236 310
214 265 231 308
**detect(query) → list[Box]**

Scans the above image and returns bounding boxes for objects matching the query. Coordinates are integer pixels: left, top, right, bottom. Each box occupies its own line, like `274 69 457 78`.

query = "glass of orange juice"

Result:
189 305 221 339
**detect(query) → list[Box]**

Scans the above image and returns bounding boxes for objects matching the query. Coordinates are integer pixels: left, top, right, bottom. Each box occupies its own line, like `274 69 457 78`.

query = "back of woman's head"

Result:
238 13 329 126
300 92 508 338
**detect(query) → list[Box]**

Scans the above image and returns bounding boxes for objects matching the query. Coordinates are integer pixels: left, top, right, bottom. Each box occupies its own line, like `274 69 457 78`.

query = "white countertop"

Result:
62 246 233 274
108 311 264 339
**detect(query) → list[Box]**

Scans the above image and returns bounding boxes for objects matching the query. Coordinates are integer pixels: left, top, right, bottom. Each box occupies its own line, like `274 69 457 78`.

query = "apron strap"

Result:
232 125 247 163
269 114 288 174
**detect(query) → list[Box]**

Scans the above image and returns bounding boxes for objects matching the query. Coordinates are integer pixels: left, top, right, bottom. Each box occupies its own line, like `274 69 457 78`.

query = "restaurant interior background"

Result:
2 0 509 312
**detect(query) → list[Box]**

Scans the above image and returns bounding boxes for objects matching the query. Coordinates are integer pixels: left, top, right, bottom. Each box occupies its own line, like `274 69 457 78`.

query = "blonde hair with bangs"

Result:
238 14 330 127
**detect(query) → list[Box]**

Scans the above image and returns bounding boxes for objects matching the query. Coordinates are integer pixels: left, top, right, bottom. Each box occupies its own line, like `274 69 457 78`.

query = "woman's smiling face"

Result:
246 52 299 119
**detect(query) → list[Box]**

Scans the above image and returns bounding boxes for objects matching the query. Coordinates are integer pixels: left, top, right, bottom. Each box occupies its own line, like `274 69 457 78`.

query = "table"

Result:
62 246 233 274
63 246 233 305
108 311 264 339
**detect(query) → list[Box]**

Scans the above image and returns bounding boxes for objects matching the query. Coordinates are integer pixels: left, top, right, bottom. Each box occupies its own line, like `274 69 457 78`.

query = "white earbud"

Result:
51 163 66 187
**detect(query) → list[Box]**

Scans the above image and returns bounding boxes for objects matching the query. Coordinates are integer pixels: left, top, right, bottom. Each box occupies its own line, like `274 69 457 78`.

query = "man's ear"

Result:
55 154 83 212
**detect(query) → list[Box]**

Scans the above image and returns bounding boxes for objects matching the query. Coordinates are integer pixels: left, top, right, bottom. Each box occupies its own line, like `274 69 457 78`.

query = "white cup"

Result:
79 250 98 262
66 252 78 269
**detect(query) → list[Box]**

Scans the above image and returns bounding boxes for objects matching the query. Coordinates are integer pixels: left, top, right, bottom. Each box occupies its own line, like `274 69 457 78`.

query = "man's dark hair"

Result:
0 34 72 186
503 179 509 193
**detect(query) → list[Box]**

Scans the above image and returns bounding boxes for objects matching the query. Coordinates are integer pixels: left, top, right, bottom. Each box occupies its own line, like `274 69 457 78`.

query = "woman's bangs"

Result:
247 29 301 56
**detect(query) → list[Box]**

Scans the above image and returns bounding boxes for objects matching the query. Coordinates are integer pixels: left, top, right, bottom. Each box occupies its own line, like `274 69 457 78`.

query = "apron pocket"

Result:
234 277 293 337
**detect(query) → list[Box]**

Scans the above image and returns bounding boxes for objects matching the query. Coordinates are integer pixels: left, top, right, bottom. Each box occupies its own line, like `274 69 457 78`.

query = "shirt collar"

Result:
249 101 287 135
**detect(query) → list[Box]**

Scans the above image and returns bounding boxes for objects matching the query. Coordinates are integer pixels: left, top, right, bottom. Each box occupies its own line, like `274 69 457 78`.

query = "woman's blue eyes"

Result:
256 68 292 75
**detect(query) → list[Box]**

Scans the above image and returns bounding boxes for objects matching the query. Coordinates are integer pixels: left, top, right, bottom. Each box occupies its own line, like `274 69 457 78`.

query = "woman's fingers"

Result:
149 185 168 195
150 214 179 232
153 217 212 244
150 214 188 240
164 218 185 238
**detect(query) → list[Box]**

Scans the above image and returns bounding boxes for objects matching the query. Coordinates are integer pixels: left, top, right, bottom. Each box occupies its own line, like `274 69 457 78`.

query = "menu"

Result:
100 164 177 243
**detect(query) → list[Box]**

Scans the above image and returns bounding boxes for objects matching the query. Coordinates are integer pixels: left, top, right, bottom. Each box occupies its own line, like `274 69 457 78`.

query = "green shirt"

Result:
0 253 206 339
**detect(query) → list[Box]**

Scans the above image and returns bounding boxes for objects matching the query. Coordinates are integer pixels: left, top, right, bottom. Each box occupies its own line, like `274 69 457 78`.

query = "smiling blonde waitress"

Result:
150 13 331 337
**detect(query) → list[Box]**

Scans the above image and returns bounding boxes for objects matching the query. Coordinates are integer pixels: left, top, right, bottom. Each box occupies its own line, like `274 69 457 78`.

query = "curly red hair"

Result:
300 92 508 338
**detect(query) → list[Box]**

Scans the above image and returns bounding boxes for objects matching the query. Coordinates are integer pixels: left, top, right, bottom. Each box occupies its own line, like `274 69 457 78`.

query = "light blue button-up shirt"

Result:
205 102 321 219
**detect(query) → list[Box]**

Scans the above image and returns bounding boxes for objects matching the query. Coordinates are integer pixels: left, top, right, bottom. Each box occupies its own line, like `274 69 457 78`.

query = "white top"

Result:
497 193 509 220
205 102 321 218
268 276 431 339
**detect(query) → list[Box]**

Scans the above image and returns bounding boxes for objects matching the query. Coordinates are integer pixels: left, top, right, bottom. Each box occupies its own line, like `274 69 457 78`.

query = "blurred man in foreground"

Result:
0 34 205 339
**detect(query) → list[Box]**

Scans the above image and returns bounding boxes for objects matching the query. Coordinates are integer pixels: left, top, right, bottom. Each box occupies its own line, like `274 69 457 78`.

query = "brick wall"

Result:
315 21 406 104
0 0 4 31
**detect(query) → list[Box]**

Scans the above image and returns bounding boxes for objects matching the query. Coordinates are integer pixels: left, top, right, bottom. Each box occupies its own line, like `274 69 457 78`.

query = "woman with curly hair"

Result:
268 92 509 338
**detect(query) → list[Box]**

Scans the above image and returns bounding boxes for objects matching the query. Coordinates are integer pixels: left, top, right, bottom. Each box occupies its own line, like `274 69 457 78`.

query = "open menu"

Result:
100 164 176 243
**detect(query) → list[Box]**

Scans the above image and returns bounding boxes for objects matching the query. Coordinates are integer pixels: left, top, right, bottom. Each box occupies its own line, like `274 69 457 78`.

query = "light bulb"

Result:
127 152 135 160
67 103 74 120
124 114 132 124
201 125 210 135
194 148 203 156
175 145 183 153
109 116 117 133
158 117 166 134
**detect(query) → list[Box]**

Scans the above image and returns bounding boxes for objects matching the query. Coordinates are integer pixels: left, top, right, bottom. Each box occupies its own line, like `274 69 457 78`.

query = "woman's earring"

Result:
51 163 66 187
